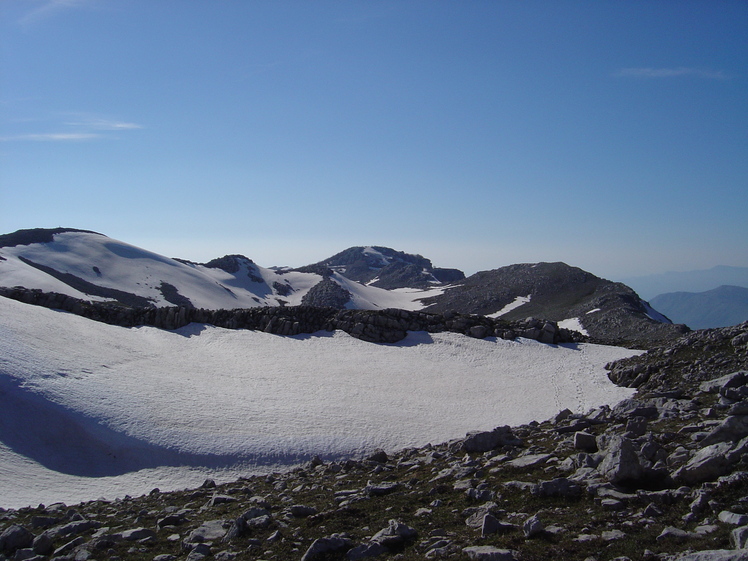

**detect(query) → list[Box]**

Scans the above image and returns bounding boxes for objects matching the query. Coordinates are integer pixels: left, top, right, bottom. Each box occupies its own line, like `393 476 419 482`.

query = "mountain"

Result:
649 285 748 329
305 245 465 289
419 262 688 347
0 228 442 312
0 227 685 347
621 265 748 301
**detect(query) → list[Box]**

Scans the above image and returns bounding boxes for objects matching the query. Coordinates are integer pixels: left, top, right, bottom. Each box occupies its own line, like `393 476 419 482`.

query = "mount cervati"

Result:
0 228 687 348
2 227 748 561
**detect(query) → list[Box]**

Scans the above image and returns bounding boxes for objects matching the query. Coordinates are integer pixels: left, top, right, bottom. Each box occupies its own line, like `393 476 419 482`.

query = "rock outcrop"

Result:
0 288 582 345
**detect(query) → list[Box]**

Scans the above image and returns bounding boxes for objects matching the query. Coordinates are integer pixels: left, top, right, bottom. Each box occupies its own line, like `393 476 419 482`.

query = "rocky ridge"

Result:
0 288 582 346
2 323 748 561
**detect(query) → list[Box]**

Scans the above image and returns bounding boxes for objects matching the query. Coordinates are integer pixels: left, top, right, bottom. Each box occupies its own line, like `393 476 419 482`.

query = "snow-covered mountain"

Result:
0 228 444 312
0 227 684 346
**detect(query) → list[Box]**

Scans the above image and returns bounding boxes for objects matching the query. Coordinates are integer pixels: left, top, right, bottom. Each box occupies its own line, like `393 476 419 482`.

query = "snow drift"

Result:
0 296 639 508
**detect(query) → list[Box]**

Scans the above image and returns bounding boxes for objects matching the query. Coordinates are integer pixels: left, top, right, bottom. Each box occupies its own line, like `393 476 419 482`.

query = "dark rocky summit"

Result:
1 322 747 561
308 246 465 290
421 262 689 348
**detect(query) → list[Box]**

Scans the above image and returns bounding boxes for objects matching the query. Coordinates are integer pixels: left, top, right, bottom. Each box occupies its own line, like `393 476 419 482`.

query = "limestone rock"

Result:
507 453 551 468
461 426 522 453
597 436 643 484
701 416 748 445
301 535 354 561
463 545 519 560
674 442 734 485
574 431 598 452
522 515 544 538
0 525 34 555
731 526 748 549
719 511 748 525
186 520 227 543
370 519 417 547
116 527 156 541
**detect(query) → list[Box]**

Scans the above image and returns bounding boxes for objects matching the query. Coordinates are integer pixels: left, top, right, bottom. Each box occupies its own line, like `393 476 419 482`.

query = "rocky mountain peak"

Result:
311 246 465 290
421 261 688 347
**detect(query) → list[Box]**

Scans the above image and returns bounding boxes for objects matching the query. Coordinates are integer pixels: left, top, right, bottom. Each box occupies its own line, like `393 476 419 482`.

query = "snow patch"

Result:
362 246 390 266
558 317 589 336
333 273 444 310
488 295 531 318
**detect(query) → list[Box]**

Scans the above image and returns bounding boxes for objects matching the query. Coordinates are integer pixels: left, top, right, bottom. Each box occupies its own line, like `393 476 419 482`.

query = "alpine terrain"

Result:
0 228 686 347
1 227 747 561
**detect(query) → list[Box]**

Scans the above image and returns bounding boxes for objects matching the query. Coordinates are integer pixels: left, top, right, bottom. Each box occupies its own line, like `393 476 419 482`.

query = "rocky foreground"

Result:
1 323 748 561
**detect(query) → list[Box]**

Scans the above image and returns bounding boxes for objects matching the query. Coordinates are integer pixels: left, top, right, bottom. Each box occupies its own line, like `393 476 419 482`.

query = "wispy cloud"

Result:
18 0 97 26
0 113 144 142
63 118 144 131
615 67 727 80
0 132 100 142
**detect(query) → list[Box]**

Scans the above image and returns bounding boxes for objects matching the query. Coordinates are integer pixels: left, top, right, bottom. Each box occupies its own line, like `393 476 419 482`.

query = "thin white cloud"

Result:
18 0 97 26
0 113 143 142
64 118 144 131
0 133 100 142
615 67 727 80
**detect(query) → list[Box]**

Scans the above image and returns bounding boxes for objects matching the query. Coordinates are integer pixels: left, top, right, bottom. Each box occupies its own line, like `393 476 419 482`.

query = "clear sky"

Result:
1 0 746 280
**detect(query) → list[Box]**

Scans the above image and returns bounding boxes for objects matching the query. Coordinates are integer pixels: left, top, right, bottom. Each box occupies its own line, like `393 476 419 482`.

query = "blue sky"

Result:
1 0 746 279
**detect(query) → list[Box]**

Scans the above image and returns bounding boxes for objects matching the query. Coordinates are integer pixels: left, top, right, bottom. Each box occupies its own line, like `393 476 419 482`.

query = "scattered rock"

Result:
300 535 354 561
463 545 519 560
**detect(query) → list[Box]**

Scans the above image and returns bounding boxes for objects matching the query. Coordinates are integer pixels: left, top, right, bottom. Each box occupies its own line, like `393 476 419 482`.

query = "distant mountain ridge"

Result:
0 227 688 347
621 265 748 301
649 285 748 330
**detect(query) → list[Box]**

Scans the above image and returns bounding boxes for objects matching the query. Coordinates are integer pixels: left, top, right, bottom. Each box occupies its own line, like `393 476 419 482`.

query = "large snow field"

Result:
0 296 640 508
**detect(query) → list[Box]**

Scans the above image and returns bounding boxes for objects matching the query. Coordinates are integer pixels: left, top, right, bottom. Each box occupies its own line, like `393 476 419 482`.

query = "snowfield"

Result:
0 296 640 509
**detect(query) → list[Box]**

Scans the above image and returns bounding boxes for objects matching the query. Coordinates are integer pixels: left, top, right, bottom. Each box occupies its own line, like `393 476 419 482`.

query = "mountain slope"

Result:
649 285 748 329
420 262 688 347
0 229 439 312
